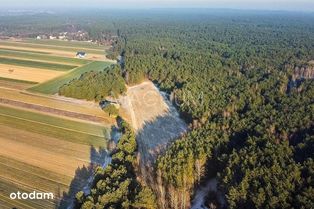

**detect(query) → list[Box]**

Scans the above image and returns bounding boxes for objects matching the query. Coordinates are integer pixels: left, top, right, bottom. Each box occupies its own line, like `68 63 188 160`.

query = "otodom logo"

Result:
10 191 54 200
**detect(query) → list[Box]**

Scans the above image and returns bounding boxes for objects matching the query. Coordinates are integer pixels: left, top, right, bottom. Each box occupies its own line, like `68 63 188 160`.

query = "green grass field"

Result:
29 61 111 94
0 49 90 65
0 105 108 146
0 40 105 55
0 57 77 71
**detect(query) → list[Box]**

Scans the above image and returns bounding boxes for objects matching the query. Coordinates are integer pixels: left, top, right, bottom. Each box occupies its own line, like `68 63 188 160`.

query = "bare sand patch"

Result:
0 64 64 83
119 81 169 130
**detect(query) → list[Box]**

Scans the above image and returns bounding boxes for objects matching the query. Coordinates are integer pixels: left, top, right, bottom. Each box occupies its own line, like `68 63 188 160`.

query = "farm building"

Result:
99 99 120 109
76 52 86 58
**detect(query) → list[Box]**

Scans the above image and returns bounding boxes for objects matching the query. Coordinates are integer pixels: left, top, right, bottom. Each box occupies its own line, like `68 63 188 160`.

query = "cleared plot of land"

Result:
0 48 90 65
29 61 111 94
119 81 188 164
0 64 65 83
119 81 169 130
0 57 77 71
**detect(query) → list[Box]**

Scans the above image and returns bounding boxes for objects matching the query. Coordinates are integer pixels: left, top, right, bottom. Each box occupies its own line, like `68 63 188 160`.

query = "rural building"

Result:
99 99 120 109
76 52 86 58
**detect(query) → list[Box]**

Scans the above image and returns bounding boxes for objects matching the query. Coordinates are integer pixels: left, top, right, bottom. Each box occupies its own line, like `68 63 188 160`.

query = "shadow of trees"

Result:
136 113 188 166
58 146 111 209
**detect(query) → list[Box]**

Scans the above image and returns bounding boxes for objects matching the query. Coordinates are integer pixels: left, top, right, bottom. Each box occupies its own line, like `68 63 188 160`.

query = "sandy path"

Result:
0 64 65 82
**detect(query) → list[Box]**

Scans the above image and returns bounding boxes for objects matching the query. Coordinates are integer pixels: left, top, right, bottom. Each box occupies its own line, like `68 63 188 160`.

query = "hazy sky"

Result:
2 0 314 11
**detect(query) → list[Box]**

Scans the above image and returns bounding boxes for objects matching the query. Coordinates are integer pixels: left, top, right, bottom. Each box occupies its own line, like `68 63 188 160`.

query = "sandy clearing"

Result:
0 44 112 62
0 64 64 83
119 81 169 130
0 88 114 125
119 81 188 167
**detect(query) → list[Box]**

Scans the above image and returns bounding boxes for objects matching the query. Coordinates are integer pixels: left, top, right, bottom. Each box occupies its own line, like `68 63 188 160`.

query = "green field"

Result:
0 41 105 55
0 49 90 65
23 38 105 50
0 105 108 146
0 57 77 71
29 61 111 94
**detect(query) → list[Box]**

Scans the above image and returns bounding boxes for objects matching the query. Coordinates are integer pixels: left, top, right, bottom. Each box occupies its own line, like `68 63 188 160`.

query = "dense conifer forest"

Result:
105 10 314 209
2 9 313 209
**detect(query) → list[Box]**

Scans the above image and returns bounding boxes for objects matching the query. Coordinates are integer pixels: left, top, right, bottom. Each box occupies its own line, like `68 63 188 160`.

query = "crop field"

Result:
0 48 90 65
0 40 105 55
0 39 114 61
0 123 100 209
0 64 66 83
22 38 106 50
29 61 111 94
0 38 114 208
0 57 77 71
0 77 37 90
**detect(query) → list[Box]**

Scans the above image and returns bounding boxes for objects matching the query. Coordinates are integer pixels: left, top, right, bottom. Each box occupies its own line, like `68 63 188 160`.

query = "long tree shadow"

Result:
58 145 111 209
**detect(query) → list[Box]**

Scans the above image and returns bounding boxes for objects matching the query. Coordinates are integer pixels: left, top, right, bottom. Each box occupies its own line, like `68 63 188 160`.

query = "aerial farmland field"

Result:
0 38 114 208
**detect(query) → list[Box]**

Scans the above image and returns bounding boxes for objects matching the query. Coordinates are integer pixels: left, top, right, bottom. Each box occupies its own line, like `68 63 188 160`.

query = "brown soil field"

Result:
119 81 169 130
0 88 114 125
0 64 65 83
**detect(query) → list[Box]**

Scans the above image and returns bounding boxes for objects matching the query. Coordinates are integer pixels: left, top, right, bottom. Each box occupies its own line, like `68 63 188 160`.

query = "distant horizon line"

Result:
1 7 314 13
